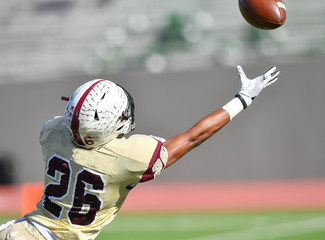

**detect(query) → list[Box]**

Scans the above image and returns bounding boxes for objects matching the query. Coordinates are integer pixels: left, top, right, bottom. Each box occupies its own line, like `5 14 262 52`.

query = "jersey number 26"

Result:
43 155 105 226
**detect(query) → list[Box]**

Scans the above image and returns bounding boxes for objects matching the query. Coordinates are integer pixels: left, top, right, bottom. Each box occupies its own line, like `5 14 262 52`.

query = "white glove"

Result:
236 65 280 108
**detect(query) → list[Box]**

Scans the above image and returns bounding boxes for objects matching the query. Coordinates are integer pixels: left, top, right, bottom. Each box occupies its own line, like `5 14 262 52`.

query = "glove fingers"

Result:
263 65 277 76
263 69 280 84
265 77 278 87
236 65 247 79
271 69 280 78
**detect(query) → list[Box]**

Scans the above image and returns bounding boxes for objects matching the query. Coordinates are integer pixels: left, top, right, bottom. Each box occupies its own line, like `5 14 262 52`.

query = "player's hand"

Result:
235 65 280 108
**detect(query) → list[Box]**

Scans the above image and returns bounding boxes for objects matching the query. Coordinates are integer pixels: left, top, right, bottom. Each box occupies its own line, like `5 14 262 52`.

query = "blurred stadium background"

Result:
0 0 325 238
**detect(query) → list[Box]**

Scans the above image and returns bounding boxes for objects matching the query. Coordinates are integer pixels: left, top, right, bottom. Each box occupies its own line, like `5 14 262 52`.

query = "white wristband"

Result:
222 97 244 120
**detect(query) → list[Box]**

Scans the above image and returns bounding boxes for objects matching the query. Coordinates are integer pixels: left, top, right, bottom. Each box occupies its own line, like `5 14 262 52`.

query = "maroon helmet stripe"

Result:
71 80 104 145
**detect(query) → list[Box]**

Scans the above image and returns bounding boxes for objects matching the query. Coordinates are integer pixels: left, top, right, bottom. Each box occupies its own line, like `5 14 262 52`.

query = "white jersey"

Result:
25 116 168 239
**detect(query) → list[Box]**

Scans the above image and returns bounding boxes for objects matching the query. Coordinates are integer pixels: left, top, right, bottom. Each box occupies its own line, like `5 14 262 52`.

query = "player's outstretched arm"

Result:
163 65 280 168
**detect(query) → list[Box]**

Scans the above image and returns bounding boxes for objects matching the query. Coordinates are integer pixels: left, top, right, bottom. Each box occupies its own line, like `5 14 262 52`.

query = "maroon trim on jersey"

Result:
71 80 104 146
140 140 164 182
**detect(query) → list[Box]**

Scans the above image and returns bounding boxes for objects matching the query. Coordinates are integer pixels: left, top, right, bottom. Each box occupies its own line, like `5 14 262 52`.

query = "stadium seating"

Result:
0 0 324 83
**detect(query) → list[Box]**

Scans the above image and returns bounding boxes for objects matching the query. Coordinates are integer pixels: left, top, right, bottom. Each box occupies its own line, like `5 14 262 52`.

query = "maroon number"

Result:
43 155 105 225
84 136 95 145
68 169 104 225
44 156 70 218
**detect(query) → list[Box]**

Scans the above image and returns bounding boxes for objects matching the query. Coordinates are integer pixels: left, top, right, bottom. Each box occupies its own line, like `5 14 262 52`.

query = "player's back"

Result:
26 116 166 239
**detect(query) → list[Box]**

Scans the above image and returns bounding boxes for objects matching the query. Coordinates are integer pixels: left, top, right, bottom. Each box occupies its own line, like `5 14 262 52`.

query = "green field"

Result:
2 212 325 240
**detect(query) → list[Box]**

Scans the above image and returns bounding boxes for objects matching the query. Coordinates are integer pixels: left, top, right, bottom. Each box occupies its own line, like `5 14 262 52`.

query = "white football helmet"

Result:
63 79 135 149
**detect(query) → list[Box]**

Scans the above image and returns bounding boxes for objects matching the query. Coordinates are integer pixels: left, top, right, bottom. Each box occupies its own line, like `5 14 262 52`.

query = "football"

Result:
239 0 287 30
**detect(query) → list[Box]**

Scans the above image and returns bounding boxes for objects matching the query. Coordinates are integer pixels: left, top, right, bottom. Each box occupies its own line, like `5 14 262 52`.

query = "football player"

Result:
0 65 279 239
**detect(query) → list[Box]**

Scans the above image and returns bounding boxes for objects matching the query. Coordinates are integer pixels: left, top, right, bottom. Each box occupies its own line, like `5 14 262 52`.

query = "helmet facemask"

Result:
117 84 135 134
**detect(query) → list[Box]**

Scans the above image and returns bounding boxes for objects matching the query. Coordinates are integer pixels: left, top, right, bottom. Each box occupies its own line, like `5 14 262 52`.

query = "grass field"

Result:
1 211 325 239
97 212 325 240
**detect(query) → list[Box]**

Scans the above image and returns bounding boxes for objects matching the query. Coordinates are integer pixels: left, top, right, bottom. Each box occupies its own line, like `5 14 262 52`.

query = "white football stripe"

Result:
186 216 325 240
277 2 286 10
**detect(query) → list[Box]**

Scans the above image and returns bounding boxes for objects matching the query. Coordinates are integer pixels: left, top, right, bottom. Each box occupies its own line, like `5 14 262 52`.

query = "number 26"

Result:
43 155 105 226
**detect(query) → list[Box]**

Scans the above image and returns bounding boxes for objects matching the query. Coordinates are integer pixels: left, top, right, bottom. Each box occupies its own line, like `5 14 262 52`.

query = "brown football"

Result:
239 0 287 30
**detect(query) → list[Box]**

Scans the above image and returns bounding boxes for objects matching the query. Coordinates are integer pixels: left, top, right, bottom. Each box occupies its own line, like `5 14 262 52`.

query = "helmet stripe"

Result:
71 80 104 146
